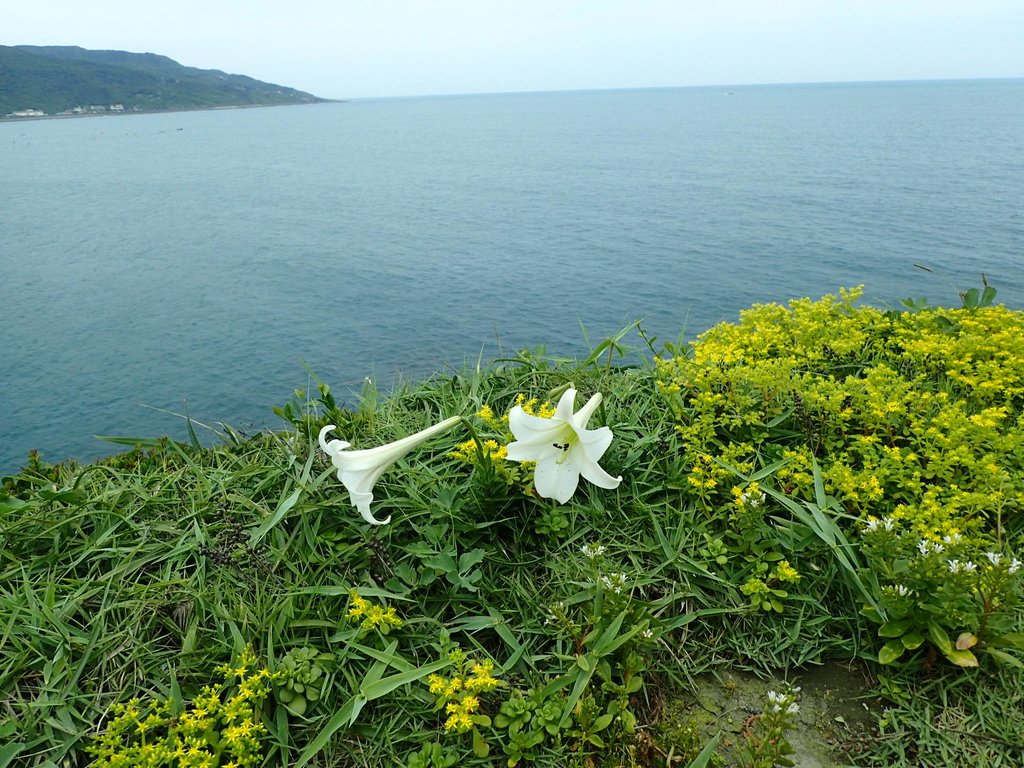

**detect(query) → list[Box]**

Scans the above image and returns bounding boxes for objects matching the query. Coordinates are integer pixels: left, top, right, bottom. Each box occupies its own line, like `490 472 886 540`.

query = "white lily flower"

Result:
319 416 462 526
506 388 622 504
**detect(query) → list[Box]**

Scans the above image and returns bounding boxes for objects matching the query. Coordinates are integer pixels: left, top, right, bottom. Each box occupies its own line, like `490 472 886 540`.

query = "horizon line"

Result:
331 75 1024 103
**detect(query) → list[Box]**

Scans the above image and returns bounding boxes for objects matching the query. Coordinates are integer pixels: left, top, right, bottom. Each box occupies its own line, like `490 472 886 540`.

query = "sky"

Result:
4 1 1023 99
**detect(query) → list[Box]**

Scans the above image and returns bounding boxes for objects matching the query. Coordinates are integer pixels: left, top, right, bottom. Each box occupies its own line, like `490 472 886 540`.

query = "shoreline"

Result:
0 98 341 124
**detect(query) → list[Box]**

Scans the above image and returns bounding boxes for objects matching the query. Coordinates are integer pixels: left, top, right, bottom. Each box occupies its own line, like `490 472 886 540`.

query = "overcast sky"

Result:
4 1 1023 99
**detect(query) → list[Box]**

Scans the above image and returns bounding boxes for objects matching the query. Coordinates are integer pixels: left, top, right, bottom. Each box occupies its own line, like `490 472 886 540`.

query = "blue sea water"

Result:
2 80 1023 474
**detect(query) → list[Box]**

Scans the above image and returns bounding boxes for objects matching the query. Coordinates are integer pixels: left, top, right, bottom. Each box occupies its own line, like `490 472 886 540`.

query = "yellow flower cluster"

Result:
655 288 1024 539
88 646 278 768
450 438 508 466
514 393 557 419
448 401 539 490
426 657 502 733
773 560 801 583
475 404 508 430
347 591 403 631
443 695 480 732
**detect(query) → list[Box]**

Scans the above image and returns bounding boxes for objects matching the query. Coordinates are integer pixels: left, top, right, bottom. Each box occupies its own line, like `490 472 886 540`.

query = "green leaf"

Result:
878 640 906 665
943 648 979 668
560 667 595 728
472 728 490 758
0 495 28 513
294 694 363 768
0 742 27 768
360 658 451 701
459 548 486 571
860 605 882 623
879 620 912 638
928 623 954 655
687 732 723 768
988 632 1024 649
983 648 1024 669
901 631 925 650
284 696 307 716
620 708 637 732
590 610 627 654
249 487 301 544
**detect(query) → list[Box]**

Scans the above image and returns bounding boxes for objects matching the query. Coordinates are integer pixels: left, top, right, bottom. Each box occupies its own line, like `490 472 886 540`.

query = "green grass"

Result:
2 295 1023 767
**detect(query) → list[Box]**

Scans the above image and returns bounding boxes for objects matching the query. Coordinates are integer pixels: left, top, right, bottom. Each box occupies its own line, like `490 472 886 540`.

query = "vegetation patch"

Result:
1 286 1022 767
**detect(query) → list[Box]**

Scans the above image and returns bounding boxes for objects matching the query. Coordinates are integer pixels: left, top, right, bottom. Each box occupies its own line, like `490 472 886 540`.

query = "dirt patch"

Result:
651 662 883 766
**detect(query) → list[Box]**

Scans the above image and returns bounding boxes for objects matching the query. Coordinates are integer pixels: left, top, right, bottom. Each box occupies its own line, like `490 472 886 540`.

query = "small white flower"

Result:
917 540 930 555
1010 558 1021 575
739 490 766 507
882 518 896 531
506 388 622 504
544 600 567 625
884 584 912 598
319 416 462 525
600 572 628 594
863 519 880 533
949 559 977 574
640 628 654 640
786 702 800 716
943 533 961 545
580 542 607 559
766 691 784 704
986 551 1003 566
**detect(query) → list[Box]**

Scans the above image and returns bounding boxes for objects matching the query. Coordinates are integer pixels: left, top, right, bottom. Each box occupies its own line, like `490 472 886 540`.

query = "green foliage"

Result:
656 286 1024 668
275 647 328 717
87 647 279 767
2 300 1023 767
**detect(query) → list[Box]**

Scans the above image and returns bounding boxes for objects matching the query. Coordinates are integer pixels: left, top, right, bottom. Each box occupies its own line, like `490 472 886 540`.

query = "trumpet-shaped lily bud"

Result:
319 416 462 525
506 388 621 504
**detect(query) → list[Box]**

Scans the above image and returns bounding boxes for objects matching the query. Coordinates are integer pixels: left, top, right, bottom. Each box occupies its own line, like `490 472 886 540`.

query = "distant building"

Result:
7 109 47 117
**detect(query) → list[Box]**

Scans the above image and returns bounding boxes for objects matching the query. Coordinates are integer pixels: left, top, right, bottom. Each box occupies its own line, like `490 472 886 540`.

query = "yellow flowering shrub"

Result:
425 650 502 734
87 647 278 768
656 288 1024 540
346 591 403 632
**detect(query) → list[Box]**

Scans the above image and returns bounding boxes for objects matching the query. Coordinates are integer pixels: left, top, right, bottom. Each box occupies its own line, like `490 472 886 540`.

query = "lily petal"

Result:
319 416 462 525
508 406 567 445
577 425 614 462
533 451 582 505
553 388 579 423
578 455 622 490
572 391 603 427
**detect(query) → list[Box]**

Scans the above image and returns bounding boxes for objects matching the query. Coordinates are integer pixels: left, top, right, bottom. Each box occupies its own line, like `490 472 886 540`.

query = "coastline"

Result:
0 98 341 123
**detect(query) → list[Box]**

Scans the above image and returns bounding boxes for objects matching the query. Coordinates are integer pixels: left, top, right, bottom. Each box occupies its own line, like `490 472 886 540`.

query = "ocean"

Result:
2 80 1022 474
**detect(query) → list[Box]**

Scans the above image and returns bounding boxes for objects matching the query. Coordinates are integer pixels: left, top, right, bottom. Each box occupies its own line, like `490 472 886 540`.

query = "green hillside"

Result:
0 45 326 116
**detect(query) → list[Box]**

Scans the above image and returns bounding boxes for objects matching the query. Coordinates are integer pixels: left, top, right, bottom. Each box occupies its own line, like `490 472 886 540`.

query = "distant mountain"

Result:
0 45 326 117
